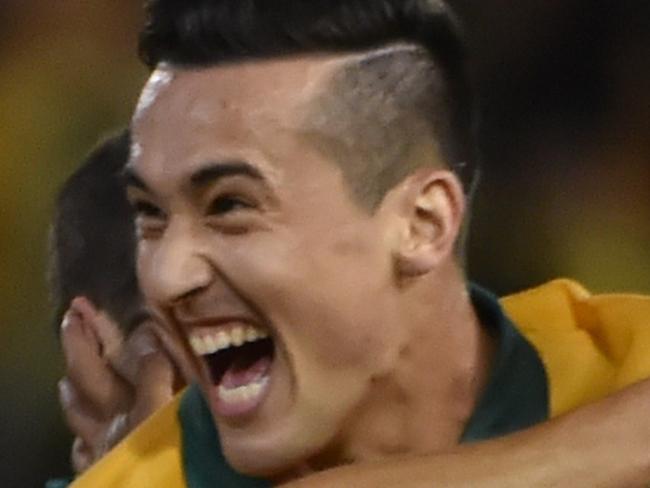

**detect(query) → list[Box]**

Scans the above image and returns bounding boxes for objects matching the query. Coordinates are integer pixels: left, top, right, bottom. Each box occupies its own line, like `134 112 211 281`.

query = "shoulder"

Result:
500 279 650 416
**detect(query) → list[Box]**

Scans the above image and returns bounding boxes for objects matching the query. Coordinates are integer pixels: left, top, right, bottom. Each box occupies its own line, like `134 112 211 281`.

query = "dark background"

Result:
1 1 648 486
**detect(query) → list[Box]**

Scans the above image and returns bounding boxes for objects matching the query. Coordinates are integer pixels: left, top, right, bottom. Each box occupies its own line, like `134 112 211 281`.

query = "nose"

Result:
142 221 213 307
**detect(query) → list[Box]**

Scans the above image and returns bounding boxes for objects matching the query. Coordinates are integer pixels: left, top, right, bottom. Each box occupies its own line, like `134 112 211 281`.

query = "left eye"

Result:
207 195 254 215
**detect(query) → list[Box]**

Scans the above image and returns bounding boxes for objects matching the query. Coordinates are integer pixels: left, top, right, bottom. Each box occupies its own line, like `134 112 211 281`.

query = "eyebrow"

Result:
121 160 266 195
189 160 264 188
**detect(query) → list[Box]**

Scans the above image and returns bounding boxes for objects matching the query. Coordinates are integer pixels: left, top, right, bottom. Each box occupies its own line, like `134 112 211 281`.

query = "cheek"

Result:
211 231 398 369
136 241 157 301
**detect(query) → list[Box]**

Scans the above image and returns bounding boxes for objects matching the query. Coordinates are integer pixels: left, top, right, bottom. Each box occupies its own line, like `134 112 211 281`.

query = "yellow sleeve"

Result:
71 392 186 488
502 279 650 417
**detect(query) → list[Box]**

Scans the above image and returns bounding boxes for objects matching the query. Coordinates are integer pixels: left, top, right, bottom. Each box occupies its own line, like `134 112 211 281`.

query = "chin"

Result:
220 428 318 477
218 407 344 478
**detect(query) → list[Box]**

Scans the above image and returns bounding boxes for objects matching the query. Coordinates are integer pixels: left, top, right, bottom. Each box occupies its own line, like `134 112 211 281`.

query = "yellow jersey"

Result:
67 279 650 487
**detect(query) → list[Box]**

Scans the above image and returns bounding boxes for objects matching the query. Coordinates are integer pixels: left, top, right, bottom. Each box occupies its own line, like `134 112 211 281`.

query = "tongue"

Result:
220 355 272 389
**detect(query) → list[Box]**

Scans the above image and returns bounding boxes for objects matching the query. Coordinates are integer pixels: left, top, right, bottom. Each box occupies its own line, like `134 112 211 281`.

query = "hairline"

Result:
142 41 452 212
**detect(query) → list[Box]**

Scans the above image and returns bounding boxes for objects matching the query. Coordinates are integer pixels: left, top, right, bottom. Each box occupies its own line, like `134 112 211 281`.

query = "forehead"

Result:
130 56 345 179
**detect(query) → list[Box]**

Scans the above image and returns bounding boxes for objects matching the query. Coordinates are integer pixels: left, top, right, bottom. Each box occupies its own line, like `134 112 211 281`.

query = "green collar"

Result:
179 385 268 488
461 285 549 441
179 286 548 486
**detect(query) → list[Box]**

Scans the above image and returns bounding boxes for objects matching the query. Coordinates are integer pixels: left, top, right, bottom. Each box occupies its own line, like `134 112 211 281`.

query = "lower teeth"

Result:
218 376 269 403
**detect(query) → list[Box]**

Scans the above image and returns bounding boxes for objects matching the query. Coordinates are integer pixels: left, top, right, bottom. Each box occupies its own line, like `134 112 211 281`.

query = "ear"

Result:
389 169 465 278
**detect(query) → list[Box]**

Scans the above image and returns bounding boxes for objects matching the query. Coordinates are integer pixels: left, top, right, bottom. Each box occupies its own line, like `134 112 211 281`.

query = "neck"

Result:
310 265 495 469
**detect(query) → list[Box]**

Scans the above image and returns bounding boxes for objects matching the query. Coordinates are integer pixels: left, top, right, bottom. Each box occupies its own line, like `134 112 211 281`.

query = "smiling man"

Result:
67 1 650 487
127 53 492 477
126 0 498 478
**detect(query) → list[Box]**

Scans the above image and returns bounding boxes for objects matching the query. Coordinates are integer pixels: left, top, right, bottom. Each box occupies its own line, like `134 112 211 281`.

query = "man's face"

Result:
128 57 408 475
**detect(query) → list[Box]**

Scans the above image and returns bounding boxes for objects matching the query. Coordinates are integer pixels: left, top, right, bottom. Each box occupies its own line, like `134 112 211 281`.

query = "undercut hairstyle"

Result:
48 130 143 333
304 44 460 208
139 0 479 209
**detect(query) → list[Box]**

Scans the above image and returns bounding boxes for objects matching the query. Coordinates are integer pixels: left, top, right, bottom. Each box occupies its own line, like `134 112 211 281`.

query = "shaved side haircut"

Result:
139 0 479 209
304 44 464 208
48 130 143 333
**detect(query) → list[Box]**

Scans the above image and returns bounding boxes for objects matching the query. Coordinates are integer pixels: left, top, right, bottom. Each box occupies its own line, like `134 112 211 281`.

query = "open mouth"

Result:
189 324 275 417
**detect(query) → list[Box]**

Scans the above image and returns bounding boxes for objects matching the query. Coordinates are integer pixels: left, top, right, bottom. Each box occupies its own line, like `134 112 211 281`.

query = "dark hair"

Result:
48 130 143 333
139 0 479 192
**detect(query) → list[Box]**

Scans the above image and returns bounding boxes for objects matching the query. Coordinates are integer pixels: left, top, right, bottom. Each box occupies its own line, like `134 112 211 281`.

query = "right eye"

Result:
130 199 167 240
133 200 165 219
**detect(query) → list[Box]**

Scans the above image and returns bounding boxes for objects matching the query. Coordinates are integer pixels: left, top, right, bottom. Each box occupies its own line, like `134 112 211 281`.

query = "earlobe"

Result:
392 170 464 278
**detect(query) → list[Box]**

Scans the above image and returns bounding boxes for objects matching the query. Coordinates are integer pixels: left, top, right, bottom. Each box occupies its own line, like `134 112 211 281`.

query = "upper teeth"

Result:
189 325 269 356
